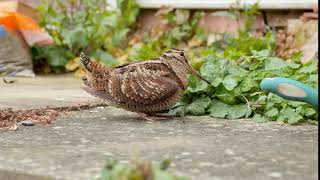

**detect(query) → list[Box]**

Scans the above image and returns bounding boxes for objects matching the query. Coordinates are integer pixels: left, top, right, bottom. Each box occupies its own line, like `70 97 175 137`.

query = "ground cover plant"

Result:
34 0 318 124
95 159 189 180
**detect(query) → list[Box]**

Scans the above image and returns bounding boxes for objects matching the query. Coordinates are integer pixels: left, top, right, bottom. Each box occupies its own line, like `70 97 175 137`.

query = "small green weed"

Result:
95 159 189 180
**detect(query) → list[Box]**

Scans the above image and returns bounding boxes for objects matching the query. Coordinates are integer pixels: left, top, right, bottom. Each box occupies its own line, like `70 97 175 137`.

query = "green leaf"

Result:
214 86 239 105
112 28 130 47
90 50 118 66
168 105 186 117
277 108 303 124
287 101 306 107
38 45 73 68
264 108 278 118
208 100 247 119
228 66 248 78
200 56 227 85
159 159 171 170
186 97 211 115
253 49 271 57
187 75 208 93
256 95 267 104
288 62 301 69
227 104 248 119
240 77 256 92
309 74 318 83
297 63 317 74
245 105 252 118
62 27 88 49
117 0 140 25
265 57 288 70
211 77 223 87
222 76 238 90
304 108 317 117
208 100 229 118
267 93 284 104
253 114 269 123
211 11 236 20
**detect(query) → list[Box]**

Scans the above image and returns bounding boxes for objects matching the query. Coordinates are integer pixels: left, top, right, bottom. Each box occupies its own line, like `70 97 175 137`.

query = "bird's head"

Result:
161 48 188 65
161 48 210 84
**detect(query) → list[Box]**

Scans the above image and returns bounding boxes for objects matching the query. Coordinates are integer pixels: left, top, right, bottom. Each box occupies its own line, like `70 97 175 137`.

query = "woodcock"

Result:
80 49 210 120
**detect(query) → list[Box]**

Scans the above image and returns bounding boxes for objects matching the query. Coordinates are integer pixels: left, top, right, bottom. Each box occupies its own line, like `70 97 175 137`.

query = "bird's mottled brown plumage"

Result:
80 49 208 120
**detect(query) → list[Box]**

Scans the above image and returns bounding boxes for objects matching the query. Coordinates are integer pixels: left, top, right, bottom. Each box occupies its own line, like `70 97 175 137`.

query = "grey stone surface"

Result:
0 75 318 180
0 106 318 180
0 74 98 109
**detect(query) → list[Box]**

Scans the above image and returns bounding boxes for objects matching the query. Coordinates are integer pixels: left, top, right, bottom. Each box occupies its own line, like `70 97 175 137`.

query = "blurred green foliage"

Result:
32 0 139 73
95 159 189 180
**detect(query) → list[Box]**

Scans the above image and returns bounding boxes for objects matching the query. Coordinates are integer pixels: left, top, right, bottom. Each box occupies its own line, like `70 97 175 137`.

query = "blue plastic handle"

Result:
0 26 6 38
260 77 318 108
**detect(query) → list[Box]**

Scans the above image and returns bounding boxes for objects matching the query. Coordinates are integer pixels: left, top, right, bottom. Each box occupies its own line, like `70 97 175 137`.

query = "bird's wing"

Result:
109 61 182 105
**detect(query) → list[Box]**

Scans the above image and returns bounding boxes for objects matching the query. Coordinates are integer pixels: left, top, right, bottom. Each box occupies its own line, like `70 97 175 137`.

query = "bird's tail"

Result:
80 51 112 76
80 52 91 71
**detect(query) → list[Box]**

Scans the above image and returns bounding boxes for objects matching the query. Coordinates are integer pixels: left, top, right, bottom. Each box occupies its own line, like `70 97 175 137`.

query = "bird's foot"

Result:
136 112 174 121
154 113 176 118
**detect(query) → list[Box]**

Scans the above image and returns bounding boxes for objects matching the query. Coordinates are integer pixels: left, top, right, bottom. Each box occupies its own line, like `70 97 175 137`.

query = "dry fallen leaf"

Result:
9 124 18 131
3 78 16 84
74 67 86 78
66 57 81 71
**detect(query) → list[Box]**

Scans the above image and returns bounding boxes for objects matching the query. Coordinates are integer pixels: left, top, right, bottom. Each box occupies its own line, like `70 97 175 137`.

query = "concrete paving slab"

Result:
0 106 318 180
0 74 98 109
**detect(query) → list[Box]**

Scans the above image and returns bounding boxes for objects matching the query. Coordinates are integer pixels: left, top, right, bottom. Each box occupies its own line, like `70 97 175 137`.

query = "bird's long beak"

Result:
188 64 211 85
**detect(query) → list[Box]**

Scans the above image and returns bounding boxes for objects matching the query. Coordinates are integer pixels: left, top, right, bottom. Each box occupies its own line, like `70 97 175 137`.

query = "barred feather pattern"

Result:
81 50 189 114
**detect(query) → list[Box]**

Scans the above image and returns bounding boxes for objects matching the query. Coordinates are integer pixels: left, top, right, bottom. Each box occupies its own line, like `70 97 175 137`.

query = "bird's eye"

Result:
179 52 184 56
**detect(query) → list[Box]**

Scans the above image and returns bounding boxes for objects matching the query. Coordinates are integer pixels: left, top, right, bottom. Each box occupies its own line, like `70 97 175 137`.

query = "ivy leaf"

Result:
265 57 288 70
253 49 271 57
297 62 317 74
240 77 256 92
288 62 301 69
277 108 303 124
264 108 279 119
267 93 284 104
287 101 307 107
253 114 270 123
304 108 317 117
222 76 238 90
186 97 211 115
208 100 229 118
211 77 223 87
214 86 239 105
200 56 227 85
228 66 248 78
168 98 190 117
309 74 318 82
256 95 267 104
187 75 208 93
208 100 248 119
227 104 248 119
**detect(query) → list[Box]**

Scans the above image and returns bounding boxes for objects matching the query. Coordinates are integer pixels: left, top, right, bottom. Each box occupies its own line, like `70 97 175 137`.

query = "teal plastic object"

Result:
260 77 318 108
0 26 6 38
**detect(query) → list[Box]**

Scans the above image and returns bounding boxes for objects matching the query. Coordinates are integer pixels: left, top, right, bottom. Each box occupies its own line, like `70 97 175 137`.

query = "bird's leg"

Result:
136 112 172 121
153 113 176 119
136 112 155 121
